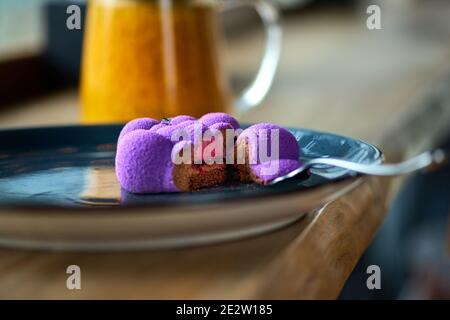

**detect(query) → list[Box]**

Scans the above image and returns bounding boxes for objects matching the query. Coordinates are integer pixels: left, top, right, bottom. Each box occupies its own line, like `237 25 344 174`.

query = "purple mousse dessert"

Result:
115 113 300 193
116 129 177 193
116 114 239 193
236 123 301 185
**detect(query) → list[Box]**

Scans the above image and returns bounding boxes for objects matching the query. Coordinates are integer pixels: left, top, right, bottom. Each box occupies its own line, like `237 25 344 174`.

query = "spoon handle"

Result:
306 149 448 176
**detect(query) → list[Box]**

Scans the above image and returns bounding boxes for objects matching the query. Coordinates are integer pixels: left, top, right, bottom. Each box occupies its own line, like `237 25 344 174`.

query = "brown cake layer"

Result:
173 164 228 192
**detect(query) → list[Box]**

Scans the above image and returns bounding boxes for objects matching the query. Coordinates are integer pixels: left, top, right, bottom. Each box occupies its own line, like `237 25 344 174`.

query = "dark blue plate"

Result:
0 124 382 209
0 124 383 250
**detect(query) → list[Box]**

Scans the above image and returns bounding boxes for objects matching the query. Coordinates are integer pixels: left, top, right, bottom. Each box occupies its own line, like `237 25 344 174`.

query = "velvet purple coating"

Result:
170 115 196 125
115 129 178 193
251 159 301 184
174 119 197 129
155 125 186 142
183 122 209 143
156 121 207 144
149 123 169 133
118 118 159 141
199 112 240 130
237 123 299 163
237 123 300 182
208 122 234 132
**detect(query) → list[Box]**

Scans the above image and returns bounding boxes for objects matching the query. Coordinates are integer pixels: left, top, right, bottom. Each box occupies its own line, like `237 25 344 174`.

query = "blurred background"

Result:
0 0 449 299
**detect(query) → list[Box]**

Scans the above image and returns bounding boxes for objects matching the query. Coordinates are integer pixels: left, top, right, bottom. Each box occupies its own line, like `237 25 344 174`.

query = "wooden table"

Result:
1 6 450 299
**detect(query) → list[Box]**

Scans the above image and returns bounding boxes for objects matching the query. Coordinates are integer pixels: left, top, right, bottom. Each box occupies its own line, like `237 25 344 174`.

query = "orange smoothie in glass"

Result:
81 0 230 123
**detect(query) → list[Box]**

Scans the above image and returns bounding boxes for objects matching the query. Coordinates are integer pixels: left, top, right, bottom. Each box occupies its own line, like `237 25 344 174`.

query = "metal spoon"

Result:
268 149 448 185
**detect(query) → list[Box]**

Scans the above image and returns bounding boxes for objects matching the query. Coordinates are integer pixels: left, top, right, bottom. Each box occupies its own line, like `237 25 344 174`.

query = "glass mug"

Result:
81 0 281 123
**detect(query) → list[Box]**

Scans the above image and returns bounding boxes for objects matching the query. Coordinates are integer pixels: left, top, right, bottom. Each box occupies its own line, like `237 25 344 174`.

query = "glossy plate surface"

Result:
0 125 382 250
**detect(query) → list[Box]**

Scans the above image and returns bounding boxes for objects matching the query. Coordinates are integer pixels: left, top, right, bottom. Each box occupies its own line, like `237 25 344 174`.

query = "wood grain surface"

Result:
0 6 450 299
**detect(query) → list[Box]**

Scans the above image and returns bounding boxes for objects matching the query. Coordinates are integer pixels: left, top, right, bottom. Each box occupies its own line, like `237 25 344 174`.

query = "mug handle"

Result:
221 0 282 113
